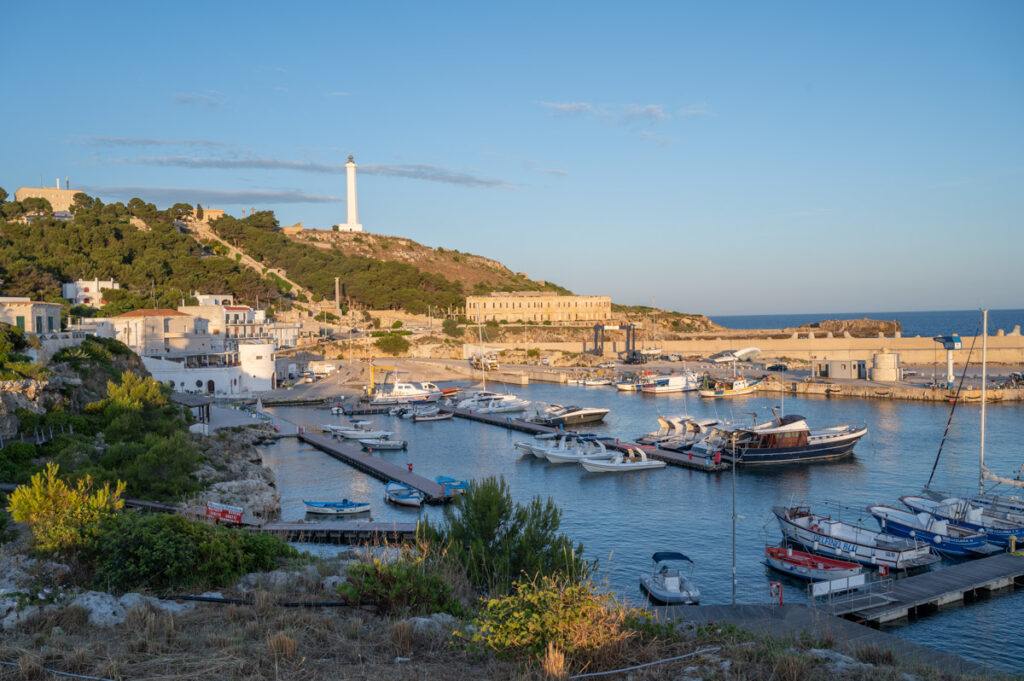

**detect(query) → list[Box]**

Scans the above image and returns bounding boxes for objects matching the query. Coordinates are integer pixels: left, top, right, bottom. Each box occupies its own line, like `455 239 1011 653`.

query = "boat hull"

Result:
384 483 424 507
763 546 863 581
730 428 866 465
639 575 699 604
869 506 989 557
414 411 454 422
303 500 370 515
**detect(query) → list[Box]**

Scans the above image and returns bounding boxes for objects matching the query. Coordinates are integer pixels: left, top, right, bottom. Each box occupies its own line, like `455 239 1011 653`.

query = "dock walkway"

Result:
256 520 417 544
296 430 449 503
452 410 728 472
825 552 1024 623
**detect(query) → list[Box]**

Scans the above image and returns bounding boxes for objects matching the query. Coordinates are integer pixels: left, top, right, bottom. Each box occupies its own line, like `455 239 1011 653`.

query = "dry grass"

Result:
540 643 567 680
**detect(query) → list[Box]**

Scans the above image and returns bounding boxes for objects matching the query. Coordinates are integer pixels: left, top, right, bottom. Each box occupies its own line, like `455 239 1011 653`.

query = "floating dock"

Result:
825 552 1024 624
255 520 417 544
452 410 729 473
296 430 450 503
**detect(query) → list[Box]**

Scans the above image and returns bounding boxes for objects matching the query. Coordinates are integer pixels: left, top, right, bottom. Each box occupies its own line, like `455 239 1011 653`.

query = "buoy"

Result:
407 463 413 472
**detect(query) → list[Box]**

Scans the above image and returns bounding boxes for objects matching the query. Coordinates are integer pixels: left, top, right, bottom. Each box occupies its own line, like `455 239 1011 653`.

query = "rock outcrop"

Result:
797 318 902 338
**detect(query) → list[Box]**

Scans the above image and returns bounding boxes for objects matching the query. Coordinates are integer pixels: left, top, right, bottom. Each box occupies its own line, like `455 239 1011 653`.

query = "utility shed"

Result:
818 359 867 379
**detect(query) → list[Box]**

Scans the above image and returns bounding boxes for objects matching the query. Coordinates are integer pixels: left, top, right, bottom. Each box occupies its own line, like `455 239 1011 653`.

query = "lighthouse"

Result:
336 155 364 232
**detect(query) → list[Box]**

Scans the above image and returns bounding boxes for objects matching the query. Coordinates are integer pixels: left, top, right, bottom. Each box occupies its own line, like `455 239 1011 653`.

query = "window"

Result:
35 316 43 333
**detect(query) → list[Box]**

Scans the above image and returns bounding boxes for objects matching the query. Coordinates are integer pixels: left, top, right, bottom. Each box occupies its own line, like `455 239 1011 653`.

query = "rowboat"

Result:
302 499 371 515
772 505 938 570
763 545 863 581
359 436 408 450
639 552 700 604
579 448 666 473
414 410 454 422
384 482 425 507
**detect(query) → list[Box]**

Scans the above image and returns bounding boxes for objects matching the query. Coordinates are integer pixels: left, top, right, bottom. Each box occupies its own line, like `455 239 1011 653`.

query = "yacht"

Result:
529 403 610 427
456 390 530 413
370 381 443 405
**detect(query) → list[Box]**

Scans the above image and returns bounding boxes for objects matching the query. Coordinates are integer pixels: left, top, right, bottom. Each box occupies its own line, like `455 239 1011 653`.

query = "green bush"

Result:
0 441 39 483
419 476 593 594
338 554 464 617
442 319 461 337
463 575 633 666
84 513 297 593
526 348 540 358
374 333 411 356
391 320 403 329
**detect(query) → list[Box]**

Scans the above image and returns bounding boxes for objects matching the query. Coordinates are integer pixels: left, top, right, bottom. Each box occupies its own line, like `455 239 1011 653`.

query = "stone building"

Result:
465 292 612 323
61 279 120 308
14 186 79 213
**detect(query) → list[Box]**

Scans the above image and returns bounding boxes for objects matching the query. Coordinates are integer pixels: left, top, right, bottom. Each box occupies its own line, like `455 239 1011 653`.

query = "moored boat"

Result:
639 552 700 605
302 499 371 515
545 436 613 464
763 545 864 582
698 375 762 398
414 410 454 422
359 436 408 450
370 381 444 405
639 371 701 394
384 482 425 507
868 504 992 556
579 448 666 473
901 495 1024 547
436 475 469 496
716 414 867 465
772 505 938 570
637 416 719 451
529 403 610 427
457 391 530 413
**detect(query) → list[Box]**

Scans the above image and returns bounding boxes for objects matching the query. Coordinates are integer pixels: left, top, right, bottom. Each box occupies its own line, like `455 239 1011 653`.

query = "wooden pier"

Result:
296 430 449 503
825 552 1024 624
255 520 417 545
452 410 728 473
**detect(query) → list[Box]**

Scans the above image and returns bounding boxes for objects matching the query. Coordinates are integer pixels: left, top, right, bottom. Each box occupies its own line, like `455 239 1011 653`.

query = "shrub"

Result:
419 476 593 594
442 319 461 337
391 320 403 329
526 348 540 358
374 333 411 356
0 441 38 483
338 552 464 617
84 513 297 593
463 575 633 668
6 462 125 554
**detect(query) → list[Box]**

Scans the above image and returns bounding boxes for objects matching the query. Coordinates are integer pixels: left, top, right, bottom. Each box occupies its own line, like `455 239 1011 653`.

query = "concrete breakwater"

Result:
758 376 1024 403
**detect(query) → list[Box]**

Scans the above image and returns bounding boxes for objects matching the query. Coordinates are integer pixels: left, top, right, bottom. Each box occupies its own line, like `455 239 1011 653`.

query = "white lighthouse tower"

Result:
335 155 364 232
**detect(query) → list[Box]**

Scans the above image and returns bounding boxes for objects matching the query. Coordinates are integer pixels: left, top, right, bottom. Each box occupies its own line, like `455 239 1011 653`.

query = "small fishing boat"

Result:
639 552 700 604
901 495 1024 547
336 428 393 439
414 410 454 422
614 374 645 392
868 504 993 557
302 499 371 515
580 448 666 473
436 476 469 496
330 405 348 415
773 505 938 570
698 375 762 398
384 482 425 507
359 436 408 450
582 377 612 386
763 545 864 582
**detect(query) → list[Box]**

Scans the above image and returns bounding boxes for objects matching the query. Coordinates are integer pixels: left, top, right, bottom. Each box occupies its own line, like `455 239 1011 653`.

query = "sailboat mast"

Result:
980 309 987 495
477 312 486 392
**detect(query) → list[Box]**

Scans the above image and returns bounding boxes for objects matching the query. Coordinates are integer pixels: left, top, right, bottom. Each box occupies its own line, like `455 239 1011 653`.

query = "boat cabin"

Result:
738 414 809 449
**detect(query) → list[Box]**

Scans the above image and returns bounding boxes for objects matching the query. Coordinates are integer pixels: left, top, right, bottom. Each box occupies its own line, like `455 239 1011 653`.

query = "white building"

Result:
62 279 120 308
178 301 300 348
193 292 234 306
0 297 62 334
143 341 275 397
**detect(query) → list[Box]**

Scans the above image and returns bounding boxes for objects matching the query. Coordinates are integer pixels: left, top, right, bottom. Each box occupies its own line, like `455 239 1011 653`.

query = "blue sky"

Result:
2 1 1021 315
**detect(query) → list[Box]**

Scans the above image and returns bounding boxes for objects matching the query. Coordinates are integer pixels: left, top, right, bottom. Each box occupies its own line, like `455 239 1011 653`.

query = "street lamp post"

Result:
731 432 737 605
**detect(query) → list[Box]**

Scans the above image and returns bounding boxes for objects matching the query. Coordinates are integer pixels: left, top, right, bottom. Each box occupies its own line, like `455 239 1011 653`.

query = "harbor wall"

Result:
490 333 1024 365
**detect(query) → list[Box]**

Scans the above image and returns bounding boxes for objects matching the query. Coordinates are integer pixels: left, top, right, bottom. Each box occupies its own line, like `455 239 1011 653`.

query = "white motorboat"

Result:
359 436 408 450
639 552 700 604
302 499 371 515
582 377 612 386
639 372 701 394
637 416 719 451
529 403 610 427
579 448 666 473
545 437 613 464
384 482 425 507
457 391 530 413
524 434 583 460
370 381 443 405
334 426 393 439
773 505 938 570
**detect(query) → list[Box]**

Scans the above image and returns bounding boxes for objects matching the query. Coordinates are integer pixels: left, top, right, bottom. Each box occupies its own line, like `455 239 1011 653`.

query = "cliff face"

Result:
0 379 59 438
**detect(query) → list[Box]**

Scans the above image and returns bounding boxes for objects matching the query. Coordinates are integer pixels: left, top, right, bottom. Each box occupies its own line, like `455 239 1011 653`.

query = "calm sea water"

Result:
263 384 1024 674
711 308 1024 338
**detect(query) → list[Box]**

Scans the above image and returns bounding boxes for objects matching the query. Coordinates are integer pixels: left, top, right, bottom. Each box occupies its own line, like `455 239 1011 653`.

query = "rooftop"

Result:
113 308 190 318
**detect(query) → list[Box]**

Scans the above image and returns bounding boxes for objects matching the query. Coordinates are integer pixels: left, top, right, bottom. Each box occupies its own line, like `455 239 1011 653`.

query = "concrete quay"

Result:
758 375 1024 403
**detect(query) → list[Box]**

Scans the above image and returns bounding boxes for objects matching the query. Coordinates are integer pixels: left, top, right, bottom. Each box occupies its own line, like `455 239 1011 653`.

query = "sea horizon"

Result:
709 308 1024 338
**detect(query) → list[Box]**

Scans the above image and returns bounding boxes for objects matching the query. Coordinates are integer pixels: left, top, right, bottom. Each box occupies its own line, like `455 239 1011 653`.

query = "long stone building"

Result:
466 292 611 323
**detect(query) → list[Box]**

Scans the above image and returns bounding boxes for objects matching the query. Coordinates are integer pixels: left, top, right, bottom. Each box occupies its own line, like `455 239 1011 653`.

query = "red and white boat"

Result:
763 545 863 581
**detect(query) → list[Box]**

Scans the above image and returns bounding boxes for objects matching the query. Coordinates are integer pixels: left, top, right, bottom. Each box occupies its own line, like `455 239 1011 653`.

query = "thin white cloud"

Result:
540 101 593 114
623 104 669 124
79 136 228 148
679 103 710 117
79 185 341 204
172 90 225 107
325 91 350 97
118 156 511 189
537 168 569 177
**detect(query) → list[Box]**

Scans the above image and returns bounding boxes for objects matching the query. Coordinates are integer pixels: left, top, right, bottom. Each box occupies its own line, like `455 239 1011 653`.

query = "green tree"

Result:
195 203 204 221
442 318 461 337
374 333 410 355
21 197 53 215
0 187 7 203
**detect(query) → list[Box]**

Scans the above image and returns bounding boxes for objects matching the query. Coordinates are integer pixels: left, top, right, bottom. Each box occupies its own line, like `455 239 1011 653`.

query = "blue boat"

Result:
868 504 992 556
695 414 867 465
302 499 371 515
435 476 469 496
901 495 1024 547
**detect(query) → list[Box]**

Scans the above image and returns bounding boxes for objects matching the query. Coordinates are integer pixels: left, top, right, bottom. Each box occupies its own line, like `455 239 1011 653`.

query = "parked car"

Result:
541 357 550 366
668 353 682 362
597 361 616 369
767 363 788 371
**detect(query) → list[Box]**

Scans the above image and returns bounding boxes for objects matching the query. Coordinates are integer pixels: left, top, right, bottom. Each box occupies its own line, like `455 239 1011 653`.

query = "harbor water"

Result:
263 382 1024 674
